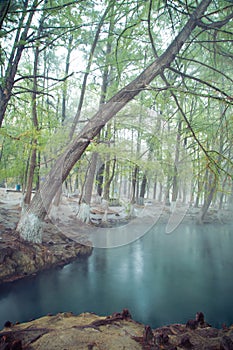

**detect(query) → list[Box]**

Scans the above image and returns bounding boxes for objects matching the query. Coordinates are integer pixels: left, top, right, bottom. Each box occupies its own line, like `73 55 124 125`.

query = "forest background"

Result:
0 0 233 242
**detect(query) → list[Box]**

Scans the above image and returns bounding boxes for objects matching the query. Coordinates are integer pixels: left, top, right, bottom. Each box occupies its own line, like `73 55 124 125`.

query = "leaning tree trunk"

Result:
17 0 212 242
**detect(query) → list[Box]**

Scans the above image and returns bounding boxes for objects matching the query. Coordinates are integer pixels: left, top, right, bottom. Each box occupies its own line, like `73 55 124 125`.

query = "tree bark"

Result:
0 0 39 127
17 0 212 242
62 35 73 123
131 165 139 204
83 152 99 204
96 163 105 197
69 4 111 138
171 120 182 202
103 157 116 201
197 172 217 223
0 0 11 30
24 44 40 205
139 173 147 205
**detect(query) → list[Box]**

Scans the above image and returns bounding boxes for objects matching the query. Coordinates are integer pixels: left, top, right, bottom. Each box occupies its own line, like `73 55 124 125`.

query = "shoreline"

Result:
0 203 93 284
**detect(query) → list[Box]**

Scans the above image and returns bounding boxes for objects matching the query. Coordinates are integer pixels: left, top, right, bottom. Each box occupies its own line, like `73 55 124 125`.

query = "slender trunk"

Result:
77 153 98 223
96 163 105 196
103 157 116 201
24 51 39 204
139 173 147 205
171 121 182 202
0 0 11 30
103 157 110 200
83 152 99 204
69 5 111 138
153 177 157 200
198 171 217 223
62 35 73 123
131 165 139 204
228 180 233 210
0 0 39 127
53 36 73 206
165 175 171 206
24 2 47 204
24 146 37 204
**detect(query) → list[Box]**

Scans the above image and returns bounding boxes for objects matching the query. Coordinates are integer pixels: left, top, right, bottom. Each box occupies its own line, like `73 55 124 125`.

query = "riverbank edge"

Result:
0 309 233 350
0 224 93 284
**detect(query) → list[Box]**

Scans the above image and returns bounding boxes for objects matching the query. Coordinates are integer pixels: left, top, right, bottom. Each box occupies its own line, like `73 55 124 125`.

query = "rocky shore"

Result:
0 203 92 284
1 309 233 350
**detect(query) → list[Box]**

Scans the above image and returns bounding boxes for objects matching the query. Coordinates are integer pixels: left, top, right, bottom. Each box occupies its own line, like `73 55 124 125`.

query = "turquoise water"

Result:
0 223 233 328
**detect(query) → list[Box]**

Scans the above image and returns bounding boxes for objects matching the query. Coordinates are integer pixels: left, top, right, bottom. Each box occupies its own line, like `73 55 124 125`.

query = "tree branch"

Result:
14 73 74 84
168 67 233 101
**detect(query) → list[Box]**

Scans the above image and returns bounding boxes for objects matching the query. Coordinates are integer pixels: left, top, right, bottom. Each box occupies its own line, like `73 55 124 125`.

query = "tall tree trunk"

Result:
53 35 73 207
197 171 217 223
83 152 99 205
69 5 111 138
0 0 38 127
77 152 98 223
77 7 115 222
62 35 73 123
17 0 212 242
131 165 139 204
171 120 182 202
0 0 11 30
24 146 37 205
103 157 116 201
138 173 147 205
228 180 233 211
24 1 47 205
96 163 105 197
153 177 157 200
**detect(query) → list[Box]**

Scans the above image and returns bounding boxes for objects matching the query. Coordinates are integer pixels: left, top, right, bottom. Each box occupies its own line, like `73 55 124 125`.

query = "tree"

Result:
0 0 39 127
16 0 214 242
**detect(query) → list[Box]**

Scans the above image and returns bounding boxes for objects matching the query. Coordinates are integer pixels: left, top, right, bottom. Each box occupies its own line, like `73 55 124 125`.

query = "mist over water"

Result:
1 223 233 329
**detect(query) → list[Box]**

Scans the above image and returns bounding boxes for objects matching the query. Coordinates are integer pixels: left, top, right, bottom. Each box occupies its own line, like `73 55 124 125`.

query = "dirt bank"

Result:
0 201 92 284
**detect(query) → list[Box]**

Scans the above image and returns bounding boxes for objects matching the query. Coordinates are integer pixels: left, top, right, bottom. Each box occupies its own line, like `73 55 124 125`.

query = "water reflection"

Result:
0 223 233 328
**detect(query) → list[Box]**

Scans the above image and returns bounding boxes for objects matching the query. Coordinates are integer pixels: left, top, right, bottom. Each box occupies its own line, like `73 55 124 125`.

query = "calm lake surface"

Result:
0 223 233 329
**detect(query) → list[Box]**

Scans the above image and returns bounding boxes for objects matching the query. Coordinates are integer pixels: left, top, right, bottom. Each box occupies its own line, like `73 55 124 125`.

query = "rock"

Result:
186 319 198 330
155 331 169 345
3 323 12 329
179 334 193 348
220 336 233 350
195 312 204 325
143 325 154 344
